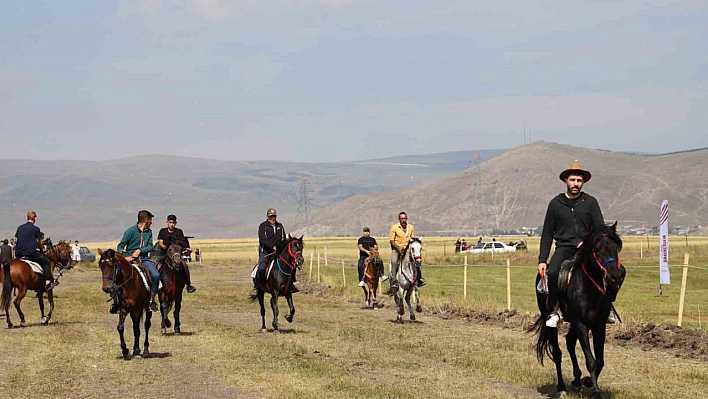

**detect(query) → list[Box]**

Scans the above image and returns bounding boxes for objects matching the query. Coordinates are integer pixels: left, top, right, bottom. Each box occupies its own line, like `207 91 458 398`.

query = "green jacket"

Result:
117 224 154 257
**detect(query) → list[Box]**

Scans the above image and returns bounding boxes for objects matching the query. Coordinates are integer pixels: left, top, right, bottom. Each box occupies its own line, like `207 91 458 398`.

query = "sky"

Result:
1 0 706 162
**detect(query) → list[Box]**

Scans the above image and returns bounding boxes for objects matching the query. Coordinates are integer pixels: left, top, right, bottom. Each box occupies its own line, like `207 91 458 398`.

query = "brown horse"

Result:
157 242 187 334
1 240 73 328
98 249 153 359
361 247 383 308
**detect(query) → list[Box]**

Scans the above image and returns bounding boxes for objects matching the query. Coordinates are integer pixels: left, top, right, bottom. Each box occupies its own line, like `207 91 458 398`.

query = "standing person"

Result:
454 238 461 253
0 239 12 267
388 212 425 290
116 210 158 312
357 227 386 287
538 161 611 328
250 208 294 297
72 241 82 263
14 211 54 290
9 239 16 258
156 214 196 293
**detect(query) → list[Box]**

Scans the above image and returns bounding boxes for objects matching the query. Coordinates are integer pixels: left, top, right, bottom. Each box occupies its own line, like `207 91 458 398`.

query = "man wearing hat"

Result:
157 214 196 293
538 161 610 328
250 208 293 297
357 227 386 287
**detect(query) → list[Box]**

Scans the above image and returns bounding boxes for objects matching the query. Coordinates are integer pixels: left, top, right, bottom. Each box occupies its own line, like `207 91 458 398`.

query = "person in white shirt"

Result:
72 240 81 262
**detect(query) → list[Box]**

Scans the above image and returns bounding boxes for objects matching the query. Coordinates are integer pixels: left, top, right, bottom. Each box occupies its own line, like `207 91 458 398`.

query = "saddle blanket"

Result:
20 260 44 275
131 264 162 291
251 261 275 279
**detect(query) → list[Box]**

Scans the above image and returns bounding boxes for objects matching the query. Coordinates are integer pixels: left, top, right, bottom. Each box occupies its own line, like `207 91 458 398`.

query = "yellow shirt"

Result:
389 223 415 249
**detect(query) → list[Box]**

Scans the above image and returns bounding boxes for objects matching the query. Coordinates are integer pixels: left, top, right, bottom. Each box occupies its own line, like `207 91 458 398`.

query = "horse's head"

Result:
368 246 380 260
409 237 423 267
582 222 625 293
280 235 304 270
165 241 187 271
55 240 74 269
98 249 121 294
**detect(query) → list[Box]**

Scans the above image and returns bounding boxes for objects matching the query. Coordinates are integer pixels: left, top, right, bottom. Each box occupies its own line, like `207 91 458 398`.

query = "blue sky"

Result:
1 1 706 161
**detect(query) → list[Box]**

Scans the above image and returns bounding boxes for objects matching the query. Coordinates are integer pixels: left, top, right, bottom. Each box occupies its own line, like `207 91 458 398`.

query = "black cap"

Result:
363 227 370 232
167 214 177 222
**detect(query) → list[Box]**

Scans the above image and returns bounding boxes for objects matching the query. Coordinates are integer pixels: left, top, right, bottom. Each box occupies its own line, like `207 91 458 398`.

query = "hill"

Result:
0 149 504 240
302 142 708 236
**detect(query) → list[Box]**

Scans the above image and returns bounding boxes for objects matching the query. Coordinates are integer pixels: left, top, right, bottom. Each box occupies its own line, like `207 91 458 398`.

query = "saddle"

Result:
250 259 275 281
557 254 578 294
19 258 45 275
130 258 155 291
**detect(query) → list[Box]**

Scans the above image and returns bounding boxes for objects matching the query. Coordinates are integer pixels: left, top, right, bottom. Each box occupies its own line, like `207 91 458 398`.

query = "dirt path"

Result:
0 264 706 399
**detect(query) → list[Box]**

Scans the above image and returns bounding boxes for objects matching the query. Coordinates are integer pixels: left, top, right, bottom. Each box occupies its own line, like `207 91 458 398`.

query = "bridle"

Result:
581 235 621 295
101 256 134 290
277 239 303 272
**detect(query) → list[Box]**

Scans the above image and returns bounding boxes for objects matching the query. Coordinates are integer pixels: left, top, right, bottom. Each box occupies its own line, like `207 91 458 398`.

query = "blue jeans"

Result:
257 253 269 280
141 256 160 294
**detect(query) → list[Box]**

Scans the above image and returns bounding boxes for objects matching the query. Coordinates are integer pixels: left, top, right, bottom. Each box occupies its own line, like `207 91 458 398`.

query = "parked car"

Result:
462 241 517 254
79 246 96 262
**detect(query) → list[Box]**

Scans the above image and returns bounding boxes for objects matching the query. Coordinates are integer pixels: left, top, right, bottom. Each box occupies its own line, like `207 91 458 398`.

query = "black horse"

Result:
249 235 304 332
158 242 188 334
530 222 626 397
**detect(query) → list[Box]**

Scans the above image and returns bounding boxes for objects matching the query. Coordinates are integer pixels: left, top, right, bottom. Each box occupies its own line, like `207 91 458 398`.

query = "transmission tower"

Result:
473 151 482 236
295 170 312 236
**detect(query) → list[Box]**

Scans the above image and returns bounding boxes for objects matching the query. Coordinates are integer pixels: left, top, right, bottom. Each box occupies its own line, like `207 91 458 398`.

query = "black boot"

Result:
249 278 259 298
109 298 120 314
184 266 196 293
416 266 426 287
149 293 158 312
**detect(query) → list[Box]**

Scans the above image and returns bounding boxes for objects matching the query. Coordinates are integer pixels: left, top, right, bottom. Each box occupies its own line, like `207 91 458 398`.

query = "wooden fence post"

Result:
678 254 690 327
463 255 468 300
317 252 321 283
341 259 346 287
506 259 512 310
309 251 314 279
640 239 643 259
325 246 328 267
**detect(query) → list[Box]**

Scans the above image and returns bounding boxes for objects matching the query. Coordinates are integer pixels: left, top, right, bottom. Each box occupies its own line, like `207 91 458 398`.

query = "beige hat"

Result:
559 160 592 182
266 208 277 217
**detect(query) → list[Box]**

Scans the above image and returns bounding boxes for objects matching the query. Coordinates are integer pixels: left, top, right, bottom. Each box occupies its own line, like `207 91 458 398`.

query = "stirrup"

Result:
545 312 563 328
186 285 196 293
606 314 616 324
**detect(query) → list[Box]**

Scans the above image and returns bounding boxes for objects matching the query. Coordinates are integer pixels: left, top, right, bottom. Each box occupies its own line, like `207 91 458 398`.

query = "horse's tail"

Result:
1 262 12 311
248 290 259 302
527 273 553 365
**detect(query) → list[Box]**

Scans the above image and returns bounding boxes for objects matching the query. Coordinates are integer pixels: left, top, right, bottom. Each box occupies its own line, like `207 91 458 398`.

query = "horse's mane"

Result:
580 223 622 254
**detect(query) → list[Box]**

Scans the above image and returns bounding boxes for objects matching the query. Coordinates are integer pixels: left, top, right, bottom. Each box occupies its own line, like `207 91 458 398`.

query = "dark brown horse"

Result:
98 249 153 359
158 242 187 334
361 247 383 308
1 240 73 328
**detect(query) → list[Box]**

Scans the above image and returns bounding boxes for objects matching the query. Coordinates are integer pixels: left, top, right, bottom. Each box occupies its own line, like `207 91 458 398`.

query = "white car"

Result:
462 241 517 254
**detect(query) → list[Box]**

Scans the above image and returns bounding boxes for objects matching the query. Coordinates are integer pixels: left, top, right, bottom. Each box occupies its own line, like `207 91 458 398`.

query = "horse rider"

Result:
388 211 425 292
539 161 614 328
116 210 159 313
357 227 386 287
249 208 297 297
14 211 54 291
156 214 196 293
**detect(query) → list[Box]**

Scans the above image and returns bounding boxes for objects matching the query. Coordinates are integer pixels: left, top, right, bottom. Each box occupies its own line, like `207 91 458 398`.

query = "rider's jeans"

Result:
257 253 269 279
390 250 401 280
140 256 160 295
545 246 577 312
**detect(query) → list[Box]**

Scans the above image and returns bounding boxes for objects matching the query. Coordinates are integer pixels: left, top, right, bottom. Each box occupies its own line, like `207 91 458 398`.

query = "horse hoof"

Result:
410 315 416 321
581 377 593 388
174 327 181 334
416 306 422 313
273 329 280 334
41 317 49 325
123 354 131 360
261 328 267 333
165 319 172 328
285 315 293 323
20 321 27 328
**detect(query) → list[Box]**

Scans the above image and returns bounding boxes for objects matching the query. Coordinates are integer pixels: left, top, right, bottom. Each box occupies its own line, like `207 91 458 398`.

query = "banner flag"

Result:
659 200 670 284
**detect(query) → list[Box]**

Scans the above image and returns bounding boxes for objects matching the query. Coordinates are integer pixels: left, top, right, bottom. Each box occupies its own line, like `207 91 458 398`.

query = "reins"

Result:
273 240 302 294
580 237 620 295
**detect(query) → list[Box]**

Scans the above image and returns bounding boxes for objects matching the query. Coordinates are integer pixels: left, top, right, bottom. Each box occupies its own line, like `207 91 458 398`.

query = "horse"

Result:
1 240 73 328
530 223 626 397
249 235 304 332
157 242 187 334
389 237 423 324
361 247 382 308
98 249 153 359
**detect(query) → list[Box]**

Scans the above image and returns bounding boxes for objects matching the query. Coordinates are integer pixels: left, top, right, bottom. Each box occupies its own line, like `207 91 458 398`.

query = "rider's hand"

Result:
132 249 141 258
125 256 134 262
538 263 547 276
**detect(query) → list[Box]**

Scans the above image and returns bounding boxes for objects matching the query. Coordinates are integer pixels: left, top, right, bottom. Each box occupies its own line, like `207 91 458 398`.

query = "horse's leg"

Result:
405 288 415 321
591 324 607 390
575 323 600 395
118 311 129 359
549 326 566 394
270 292 279 332
41 290 54 325
565 327 582 389
173 296 182 334
131 311 142 357
362 285 368 306
159 292 167 333
414 287 422 313
13 286 27 327
284 292 295 323
143 307 152 356
37 292 45 320
395 289 404 323
258 290 267 332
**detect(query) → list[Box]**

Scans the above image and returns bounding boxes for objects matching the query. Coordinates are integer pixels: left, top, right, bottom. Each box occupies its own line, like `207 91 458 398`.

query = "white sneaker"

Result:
545 312 563 328
381 276 389 281
357 281 365 287
606 315 616 324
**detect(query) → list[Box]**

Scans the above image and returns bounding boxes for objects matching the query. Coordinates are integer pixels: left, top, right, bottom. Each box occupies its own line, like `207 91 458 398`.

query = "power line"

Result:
295 169 312 236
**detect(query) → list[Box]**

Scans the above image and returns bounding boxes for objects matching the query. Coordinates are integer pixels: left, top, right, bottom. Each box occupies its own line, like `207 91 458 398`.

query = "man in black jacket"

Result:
539 161 610 328
250 208 297 297
157 214 196 293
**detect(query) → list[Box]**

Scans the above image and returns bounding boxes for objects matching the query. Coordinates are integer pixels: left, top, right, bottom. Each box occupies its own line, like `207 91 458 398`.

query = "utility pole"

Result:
295 170 312 236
